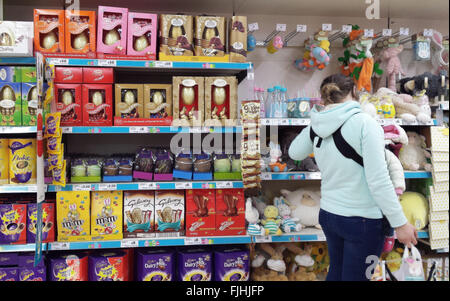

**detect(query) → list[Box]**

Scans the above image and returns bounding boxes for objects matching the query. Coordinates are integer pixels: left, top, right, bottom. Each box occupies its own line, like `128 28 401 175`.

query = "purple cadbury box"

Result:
0 253 19 266
19 266 46 281
88 251 126 281
177 249 212 281
0 267 18 281
214 248 250 281
136 249 175 281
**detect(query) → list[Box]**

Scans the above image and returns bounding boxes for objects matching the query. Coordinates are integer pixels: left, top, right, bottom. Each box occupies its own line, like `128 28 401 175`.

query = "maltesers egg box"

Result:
34 9 65 53
54 83 82 126
82 68 114 84
65 10 96 54
54 67 83 84
97 6 128 55
82 84 113 126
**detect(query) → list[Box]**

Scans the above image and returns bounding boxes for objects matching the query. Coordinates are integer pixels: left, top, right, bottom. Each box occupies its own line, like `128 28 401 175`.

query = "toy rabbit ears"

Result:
104 198 111 206
273 196 289 207
69 204 77 210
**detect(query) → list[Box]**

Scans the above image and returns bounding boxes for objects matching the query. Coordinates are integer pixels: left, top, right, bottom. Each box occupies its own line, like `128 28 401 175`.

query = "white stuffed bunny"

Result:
399 132 432 171
274 197 303 233
245 198 265 236
280 189 322 229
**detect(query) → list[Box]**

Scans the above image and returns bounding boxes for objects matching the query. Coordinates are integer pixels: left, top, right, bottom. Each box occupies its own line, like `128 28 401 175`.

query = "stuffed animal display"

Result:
399 191 429 230
280 189 321 229
399 72 448 101
383 124 408 195
245 198 265 236
399 131 432 171
295 31 331 72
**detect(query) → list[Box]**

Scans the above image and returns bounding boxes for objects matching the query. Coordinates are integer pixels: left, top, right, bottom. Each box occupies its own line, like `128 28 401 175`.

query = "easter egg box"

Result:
54 83 82 127
82 84 113 126
114 84 144 123
33 9 65 53
127 12 157 58
65 10 96 54
172 76 204 126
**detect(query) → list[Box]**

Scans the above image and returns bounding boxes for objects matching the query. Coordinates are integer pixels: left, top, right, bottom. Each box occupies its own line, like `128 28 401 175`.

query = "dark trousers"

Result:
319 209 385 281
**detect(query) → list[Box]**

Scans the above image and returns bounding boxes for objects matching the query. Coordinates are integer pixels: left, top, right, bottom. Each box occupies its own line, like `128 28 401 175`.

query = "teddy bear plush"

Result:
280 189 321 229
398 131 432 171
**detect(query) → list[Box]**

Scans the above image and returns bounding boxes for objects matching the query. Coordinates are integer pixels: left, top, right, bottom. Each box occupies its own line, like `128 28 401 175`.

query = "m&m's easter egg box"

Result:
90 191 123 241
56 191 91 241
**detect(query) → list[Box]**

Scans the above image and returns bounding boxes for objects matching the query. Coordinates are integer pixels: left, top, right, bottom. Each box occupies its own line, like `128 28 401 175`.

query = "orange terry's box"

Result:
215 189 245 236
65 10 96 54
186 189 215 237
34 9 65 53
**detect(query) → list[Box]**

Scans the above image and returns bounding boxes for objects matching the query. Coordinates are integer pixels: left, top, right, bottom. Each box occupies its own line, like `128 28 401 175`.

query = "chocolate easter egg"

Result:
73 32 88 50
181 87 195 105
42 31 58 49
213 87 226 105
124 90 136 106
104 29 120 45
171 26 183 39
0 32 13 46
92 91 103 106
62 91 73 106
1 86 15 100
205 28 216 42
152 91 164 105
134 35 148 51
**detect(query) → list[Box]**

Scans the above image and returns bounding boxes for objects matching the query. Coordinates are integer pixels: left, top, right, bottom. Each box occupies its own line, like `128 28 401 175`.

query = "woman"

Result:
288 74 417 281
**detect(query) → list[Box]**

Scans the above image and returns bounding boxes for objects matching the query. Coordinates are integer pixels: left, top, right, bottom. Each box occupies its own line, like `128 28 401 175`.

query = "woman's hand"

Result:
395 222 418 248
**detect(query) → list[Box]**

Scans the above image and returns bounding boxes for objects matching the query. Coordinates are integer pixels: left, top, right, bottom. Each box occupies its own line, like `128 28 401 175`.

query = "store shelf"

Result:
418 230 429 239
260 118 437 127
0 184 39 193
61 126 242 134
0 126 37 134
251 228 326 243
47 181 243 192
261 171 432 181
0 243 46 253
0 57 36 65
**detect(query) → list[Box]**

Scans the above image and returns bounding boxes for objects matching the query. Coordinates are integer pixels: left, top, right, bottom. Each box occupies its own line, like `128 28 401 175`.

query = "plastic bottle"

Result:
280 87 288 118
273 86 283 118
266 88 274 118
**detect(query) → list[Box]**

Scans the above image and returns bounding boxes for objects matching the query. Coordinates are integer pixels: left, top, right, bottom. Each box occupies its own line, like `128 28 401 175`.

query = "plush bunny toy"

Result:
399 131 432 171
382 45 405 91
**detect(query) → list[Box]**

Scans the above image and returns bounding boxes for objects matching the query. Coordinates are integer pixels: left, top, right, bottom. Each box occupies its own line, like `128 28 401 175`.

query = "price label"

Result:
317 233 326 241
216 181 233 189
342 25 353 33
261 119 270 126
27 185 38 192
280 119 289 125
51 242 70 250
308 172 322 180
364 29 374 38
154 61 173 68
120 239 139 248
129 126 149 133
322 24 332 31
270 119 280 126
296 24 307 33
61 127 72 134
423 28 434 37
248 22 259 32
98 183 117 191
138 183 157 190
51 185 61 192
175 182 192 190
49 58 69 65
73 184 92 191
300 119 309 125
185 237 202 246
254 236 273 243
291 119 301 125
190 127 203 133
400 27 410 36
276 24 287 32
382 29 392 37
97 59 116 67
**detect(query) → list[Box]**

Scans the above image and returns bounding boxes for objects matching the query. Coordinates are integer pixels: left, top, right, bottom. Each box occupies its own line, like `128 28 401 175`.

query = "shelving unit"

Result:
261 171 432 181
61 125 242 134
260 118 438 126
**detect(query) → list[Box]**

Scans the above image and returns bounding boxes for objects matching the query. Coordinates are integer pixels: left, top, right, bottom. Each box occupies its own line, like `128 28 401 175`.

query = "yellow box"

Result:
56 191 90 240
8 139 36 184
0 139 8 184
91 191 123 238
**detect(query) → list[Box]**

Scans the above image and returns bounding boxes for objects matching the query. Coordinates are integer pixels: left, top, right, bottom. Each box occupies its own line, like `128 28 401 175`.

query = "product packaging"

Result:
0 267 18 281
186 189 215 237
114 84 144 120
133 147 153 181
20 67 37 83
213 153 242 180
27 202 55 243
97 6 128 55
173 151 193 180
0 139 8 184
55 83 82 126
124 190 155 238
193 153 213 180
153 149 173 181
0 66 21 82
102 156 133 182
49 253 88 281
177 248 212 281
21 83 38 126
229 16 247 62
214 247 249 281
172 76 204 126
0 21 34 57
54 67 83 83
154 190 185 237
0 82 22 126
89 251 127 281
82 84 113 126
56 191 91 241
136 248 175 281
0 203 27 244
33 9 65 53
17 252 46 281
215 189 246 236
8 139 36 184
143 84 172 125
65 10 96 54
127 12 157 58
194 16 225 57
70 157 102 183
91 191 123 240
82 68 114 84
205 77 237 127
159 14 194 57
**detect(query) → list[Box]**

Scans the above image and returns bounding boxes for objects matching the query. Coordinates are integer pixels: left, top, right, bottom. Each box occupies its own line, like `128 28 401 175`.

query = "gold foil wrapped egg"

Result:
152 91 164 105
134 36 149 51
73 32 88 50
124 90 136 106
92 91 103 106
62 91 73 106
0 32 13 46
1 86 15 100
104 29 120 45
213 87 226 105
181 87 195 105
42 31 58 49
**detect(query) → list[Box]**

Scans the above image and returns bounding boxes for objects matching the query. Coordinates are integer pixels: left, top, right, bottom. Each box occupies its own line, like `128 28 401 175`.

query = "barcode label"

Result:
61 127 72 133
73 184 92 191
121 239 139 248
296 24 307 32
175 182 192 189
254 236 272 243
98 59 116 67
98 183 117 191
154 61 173 68
138 183 156 190
261 173 272 180
308 172 322 180
129 126 149 133
185 237 203 245
216 181 233 189
51 242 70 250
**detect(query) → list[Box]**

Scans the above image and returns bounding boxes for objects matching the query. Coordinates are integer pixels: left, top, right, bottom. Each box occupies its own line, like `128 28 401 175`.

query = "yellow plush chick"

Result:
385 249 402 272
261 206 283 236
399 192 429 230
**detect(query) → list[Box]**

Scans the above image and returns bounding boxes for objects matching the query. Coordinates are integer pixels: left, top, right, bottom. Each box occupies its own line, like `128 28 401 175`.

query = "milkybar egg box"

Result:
91 191 123 240
56 191 90 241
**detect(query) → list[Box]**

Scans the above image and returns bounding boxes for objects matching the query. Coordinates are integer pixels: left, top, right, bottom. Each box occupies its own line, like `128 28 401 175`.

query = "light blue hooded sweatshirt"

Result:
288 101 407 228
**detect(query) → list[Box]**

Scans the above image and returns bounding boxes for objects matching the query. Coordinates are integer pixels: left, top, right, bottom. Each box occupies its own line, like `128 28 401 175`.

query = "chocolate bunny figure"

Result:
193 195 209 217
224 194 238 217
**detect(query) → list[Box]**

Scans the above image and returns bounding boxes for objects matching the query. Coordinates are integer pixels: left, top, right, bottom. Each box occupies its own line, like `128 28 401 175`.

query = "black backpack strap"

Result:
333 125 364 167
310 127 323 148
